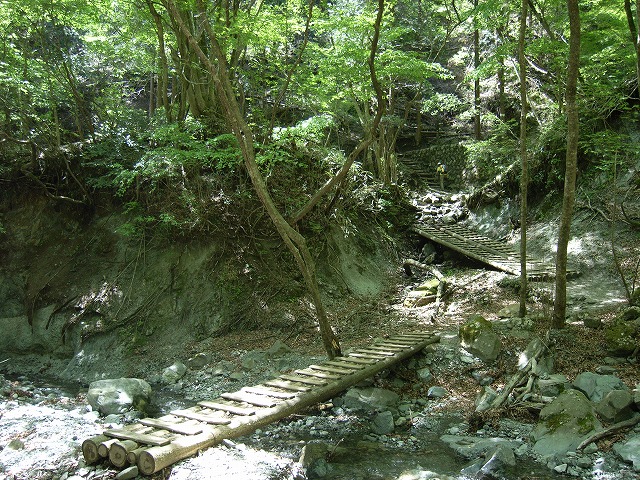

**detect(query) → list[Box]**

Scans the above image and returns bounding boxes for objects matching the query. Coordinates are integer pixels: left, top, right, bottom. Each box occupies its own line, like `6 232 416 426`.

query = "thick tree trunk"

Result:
473 0 481 140
518 0 528 318
553 0 580 328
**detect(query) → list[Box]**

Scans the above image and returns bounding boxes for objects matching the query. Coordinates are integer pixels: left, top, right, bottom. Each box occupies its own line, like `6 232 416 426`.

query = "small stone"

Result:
553 463 568 473
162 362 188 384
115 466 138 480
7 439 25 450
583 317 602 329
582 443 598 454
186 353 209 369
417 367 433 383
427 386 448 398
371 411 395 435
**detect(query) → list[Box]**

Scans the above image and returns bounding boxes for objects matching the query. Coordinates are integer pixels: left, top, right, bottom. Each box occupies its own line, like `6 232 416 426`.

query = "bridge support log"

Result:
136 334 440 475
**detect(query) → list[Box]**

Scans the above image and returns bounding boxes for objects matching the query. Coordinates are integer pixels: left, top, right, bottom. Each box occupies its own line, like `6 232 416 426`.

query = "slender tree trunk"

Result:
473 0 481 140
624 0 640 95
518 0 528 318
163 0 344 358
147 0 172 121
553 0 580 328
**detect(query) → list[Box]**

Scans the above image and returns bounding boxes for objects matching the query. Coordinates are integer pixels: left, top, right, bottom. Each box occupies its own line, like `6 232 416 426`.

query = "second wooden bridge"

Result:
82 332 439 475
413 222 572 279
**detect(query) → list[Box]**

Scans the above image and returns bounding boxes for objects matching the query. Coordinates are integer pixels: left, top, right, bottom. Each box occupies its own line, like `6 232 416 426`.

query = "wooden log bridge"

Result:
413 222 576 279
82 332 439 475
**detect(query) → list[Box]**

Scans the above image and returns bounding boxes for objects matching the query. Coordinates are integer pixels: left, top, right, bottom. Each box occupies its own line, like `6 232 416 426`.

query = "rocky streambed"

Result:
2 319 639 480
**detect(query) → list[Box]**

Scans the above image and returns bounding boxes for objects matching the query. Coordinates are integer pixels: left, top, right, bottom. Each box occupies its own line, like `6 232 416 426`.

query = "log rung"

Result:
263 379 311 392
171 409 232 425
354 348 396 356
139 418 203 435
331 356 377 365
349 352 389 360
367 345 406 353
294 369 341 380
309 364 355 374
198 401 256 416
221 392 278 408
103 429 172 446
242 386 298 399
322 360 366 370
280 374 328 386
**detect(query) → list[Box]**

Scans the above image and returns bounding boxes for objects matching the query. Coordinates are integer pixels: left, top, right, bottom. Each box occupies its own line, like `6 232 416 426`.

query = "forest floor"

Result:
1 186 639 480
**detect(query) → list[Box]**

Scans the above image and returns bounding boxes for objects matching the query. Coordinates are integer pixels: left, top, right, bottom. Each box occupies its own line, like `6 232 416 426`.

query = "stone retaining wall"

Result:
401 143 467 185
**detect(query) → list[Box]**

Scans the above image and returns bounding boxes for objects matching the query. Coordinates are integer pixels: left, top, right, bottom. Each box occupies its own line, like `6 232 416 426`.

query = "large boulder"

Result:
613 435 640 472
87 378 152 416
459 315 501 363
338 387 399 412
531 389 602 459
604 320 638 356
595 390 634 423
573 372 628 403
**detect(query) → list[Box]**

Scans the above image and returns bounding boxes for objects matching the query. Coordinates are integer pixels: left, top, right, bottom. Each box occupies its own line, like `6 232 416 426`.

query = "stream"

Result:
1 369 635 480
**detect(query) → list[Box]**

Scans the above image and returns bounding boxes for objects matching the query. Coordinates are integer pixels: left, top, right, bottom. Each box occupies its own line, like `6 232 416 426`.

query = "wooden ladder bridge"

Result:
413 222 571 279
82 332 439 476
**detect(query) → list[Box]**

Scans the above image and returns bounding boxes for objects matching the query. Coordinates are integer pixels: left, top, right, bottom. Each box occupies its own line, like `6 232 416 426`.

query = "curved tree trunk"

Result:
163 0 343 358
553 0 580 328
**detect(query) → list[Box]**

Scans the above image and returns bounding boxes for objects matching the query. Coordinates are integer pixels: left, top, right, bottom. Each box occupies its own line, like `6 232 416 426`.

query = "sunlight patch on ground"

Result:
168 442 298 479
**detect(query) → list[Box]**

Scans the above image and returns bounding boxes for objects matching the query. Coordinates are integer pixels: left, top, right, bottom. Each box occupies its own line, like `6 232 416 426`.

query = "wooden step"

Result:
104 429 172 447
295 368 341 380
221 391 279 408
280 374 328 386
171 408 232 425
242 386 298 399
139 418 203 435
198 401 256 416
355 348 396 356
309 364 355 374
263 379 311 392
323 360 366 370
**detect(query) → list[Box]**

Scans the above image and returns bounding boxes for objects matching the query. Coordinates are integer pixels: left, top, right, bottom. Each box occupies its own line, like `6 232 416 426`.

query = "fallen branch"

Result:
576 414 640 451
476 338 546 412
403 258 444 280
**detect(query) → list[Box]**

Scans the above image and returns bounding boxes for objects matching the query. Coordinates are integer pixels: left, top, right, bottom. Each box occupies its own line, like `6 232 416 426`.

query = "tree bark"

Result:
147 0 172 121
163 0 342 358
473 0 481 140
553 0 580 328
518 0 528 318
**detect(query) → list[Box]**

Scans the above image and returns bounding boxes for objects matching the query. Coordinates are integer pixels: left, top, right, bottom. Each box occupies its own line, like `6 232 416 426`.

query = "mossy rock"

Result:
604 320 638 356
415 278 440 294
531 389 602 458
459 314 493 345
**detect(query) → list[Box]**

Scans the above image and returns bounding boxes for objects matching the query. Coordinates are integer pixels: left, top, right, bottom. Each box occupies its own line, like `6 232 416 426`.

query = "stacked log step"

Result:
82 332 440 476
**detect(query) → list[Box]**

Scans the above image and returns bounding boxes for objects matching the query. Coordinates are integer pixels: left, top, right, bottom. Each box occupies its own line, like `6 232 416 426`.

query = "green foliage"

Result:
464 115 518 182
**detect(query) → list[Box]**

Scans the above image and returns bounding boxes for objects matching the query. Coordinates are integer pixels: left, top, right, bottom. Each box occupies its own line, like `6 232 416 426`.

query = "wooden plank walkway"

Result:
82 332 439 475
413 222 571 279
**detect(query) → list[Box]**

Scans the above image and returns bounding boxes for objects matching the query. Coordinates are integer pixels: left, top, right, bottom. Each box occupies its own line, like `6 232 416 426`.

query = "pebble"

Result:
115 466 138 480
554 463 568 473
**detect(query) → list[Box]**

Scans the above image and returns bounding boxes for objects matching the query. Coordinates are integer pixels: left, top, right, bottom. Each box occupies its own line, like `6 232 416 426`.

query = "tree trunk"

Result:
553 0 580 328
518 0 528 318
473 0 481 140
624 0 640 96
163 0 343 358
147 0 172 121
